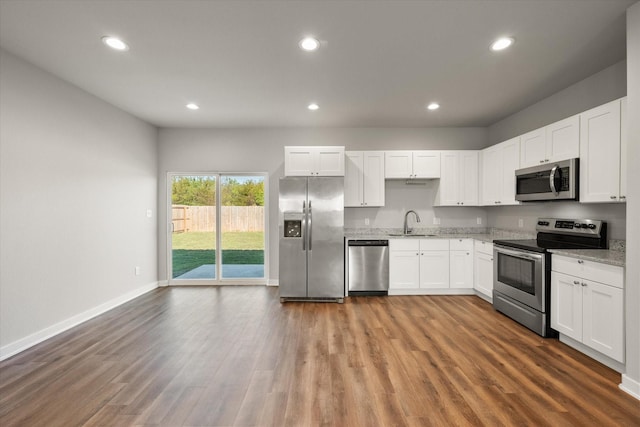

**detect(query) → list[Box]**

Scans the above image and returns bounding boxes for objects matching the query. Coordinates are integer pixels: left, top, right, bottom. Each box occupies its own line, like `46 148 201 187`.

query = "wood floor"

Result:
1 287 638 426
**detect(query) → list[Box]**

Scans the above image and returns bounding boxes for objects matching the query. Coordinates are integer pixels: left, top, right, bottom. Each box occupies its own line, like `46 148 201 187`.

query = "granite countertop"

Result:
548 248 626 267
345 227 626 267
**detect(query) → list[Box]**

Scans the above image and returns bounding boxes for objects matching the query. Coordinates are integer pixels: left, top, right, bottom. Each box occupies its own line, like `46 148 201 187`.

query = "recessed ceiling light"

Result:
307 103 319 111
427 103 440 111
299 37 320 51
101 36 129 51
490 37 514 51
186 103 199 110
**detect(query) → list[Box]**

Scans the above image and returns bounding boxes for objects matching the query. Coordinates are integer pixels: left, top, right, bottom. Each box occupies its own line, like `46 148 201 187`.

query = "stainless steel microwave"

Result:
515 158 578 202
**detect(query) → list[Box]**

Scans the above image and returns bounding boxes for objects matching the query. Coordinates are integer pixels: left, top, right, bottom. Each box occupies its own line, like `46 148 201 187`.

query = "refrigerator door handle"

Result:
302 201 306 250
308 201 312 251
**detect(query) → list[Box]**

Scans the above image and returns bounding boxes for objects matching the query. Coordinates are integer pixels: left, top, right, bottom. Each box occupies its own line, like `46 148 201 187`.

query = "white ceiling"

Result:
0 0 634 128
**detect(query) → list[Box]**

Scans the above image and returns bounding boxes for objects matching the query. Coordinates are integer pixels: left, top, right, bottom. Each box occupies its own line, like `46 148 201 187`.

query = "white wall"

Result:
622 1 640 397
157 127 487 282
0 50 158 356
488 60 627 145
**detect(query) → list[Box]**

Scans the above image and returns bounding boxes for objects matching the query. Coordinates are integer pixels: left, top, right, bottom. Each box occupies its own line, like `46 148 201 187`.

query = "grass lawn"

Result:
172 232 264 278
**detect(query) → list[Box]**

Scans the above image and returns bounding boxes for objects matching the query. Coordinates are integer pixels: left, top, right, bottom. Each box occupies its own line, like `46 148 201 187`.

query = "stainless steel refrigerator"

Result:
279 177 344 302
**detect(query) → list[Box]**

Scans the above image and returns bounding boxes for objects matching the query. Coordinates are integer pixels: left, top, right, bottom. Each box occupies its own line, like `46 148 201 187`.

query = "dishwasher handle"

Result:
348 240 389 246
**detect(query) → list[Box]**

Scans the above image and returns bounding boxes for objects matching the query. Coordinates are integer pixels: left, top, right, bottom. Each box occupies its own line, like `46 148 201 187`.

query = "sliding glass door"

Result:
169 173 266 284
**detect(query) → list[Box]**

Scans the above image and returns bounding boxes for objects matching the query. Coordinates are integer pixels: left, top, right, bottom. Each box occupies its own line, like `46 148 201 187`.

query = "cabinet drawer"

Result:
390 239 420 251
420 239 450 251
552 255 623 289
474 240 493 255
450 238 473 251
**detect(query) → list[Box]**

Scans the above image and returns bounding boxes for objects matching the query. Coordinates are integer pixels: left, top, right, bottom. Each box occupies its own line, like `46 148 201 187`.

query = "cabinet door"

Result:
450 250 473 289
385 151 413 178
520 128 546 168
363 151 385 207
413 151 441 178
389 251 420 289
546 115 579 163
583 280 624 362
550 272 583 341
620 97 627 201
419 250 450 289
316 147 345 176
438 151 460 206
579 99 621 202
473 251 493 298
284 147 315 176
459 151 479 205
481 146 500 205
344 151 364 207
499 137 520 205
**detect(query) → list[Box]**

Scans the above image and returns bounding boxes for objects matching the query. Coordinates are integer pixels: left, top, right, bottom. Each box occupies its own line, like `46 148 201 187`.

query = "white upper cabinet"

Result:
284 146 345 176
546 115 580 163
481 137 520 206
520 116 580 168
579 99 623 203
520 128 547 168
385 151 440 179
344 151 385 207
436 151 479 206
620 97 628 201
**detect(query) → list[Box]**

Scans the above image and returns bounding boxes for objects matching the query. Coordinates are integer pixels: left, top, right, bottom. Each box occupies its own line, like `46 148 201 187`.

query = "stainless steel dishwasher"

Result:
347 240 389 296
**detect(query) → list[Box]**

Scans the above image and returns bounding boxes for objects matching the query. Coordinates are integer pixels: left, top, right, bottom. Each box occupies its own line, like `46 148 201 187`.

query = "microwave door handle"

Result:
549 165 559 195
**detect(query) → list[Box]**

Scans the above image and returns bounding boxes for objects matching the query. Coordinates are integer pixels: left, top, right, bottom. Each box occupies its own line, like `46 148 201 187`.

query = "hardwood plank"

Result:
1 288 638 427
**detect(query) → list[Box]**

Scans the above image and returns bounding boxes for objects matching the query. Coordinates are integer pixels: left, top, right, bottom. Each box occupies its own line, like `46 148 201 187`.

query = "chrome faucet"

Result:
403 210 421 234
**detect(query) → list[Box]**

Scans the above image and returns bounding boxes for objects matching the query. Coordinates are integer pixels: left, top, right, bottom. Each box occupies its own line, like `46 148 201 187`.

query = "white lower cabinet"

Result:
473 241 494 300
450 239 474 289
551 255 624 363
389 239 475 295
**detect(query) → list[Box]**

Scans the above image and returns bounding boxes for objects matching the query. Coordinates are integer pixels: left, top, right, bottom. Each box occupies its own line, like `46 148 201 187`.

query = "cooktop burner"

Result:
493 217 608 252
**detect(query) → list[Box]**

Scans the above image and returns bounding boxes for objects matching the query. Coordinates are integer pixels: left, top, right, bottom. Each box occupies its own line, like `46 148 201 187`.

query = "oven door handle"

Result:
549 165 559 195
495 246 544 261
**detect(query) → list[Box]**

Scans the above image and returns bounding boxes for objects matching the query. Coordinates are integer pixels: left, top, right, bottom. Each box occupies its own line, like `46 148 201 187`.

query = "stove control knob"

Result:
574 222 582 228
587 224 596 229
538 221 549 226
581 224 589 229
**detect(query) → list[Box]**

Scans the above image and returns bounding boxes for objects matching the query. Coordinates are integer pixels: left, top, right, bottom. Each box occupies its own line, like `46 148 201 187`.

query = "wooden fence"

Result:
172 205 264 233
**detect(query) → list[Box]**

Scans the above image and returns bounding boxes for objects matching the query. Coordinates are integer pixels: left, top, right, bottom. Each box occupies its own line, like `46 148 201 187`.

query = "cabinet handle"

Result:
577 260 584 264
461 202 464 205
581 282 587 287
545 159 549 162
610 195 617 200
620 195 626 200
573 280 580 285
490 258 494 261
539 160 545 164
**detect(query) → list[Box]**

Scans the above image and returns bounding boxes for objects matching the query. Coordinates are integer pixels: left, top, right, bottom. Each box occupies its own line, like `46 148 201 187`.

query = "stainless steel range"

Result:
492 218 608 337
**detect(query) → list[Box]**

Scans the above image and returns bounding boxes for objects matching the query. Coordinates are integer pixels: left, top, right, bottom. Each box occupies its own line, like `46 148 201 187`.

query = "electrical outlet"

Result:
146 209 152 218
135 266 141 276
518 218 524 228
364 218 370 226
433 217 441 225
477 217 482 225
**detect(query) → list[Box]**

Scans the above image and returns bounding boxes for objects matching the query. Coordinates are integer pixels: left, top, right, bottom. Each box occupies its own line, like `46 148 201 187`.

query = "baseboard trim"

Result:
157 280 169 287
267 280 279 287
0 281 159 361
620 374 640 400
